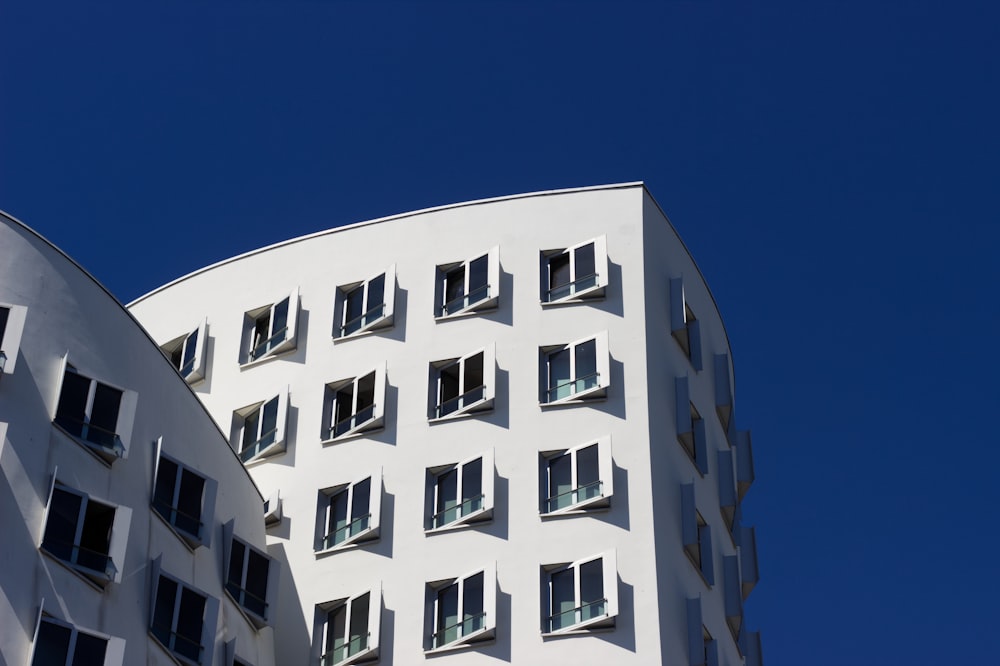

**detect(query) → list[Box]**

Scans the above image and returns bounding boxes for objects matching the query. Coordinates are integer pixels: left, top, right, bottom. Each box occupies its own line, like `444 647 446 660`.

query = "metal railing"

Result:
545 480 603 513
545 372 600 403
546 273 599 301
226 581 268 618
547 598 607 632
319 513 372 550
151 623 204 663
327 404 376 439
431 612 486 648
53 414 125 457
152 498 203 539
180 355 196 378
249 326 288 361
340 304 385 337
435 385 486 418
239 427 278 463
320 633 369 666
42 539 116 578
431 494 485 529
440 284 490 316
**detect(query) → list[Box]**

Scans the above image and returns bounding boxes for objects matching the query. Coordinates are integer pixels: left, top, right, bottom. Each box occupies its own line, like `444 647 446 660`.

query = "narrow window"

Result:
335 268 394 339
327 371 378 439
541 335 606 404
432 458 483 529
226 538 271 621
42 486 117 582
541 237 606 303
321 593 371 665
434 352 485 418
436 249 496 317
544 444 602 512
432 572 485 649
233 392 286 464
54 366 125 458
152 575 207 664
318 478 372 550
153 456 206 541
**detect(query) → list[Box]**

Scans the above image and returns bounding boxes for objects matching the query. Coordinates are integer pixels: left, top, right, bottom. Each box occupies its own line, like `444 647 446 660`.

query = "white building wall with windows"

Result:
0 213 276 666
128 183 762 665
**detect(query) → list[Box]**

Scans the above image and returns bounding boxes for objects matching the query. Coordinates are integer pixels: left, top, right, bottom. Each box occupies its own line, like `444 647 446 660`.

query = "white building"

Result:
129 182 763 666
0 213 277 666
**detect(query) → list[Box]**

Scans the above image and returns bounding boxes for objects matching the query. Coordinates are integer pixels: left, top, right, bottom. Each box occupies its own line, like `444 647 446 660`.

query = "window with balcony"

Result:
675 376 709 475
231 389 288 464
240 288 299 364
333 266 396 339
435 247 500 318
160 318 208 384
428 345 495 420
315 587 381 666
41 476 131 587
424 565 496 653
30 615 125 666
153 449 216 547
670 277 703 370
540 236 608 304
425 451 493 532
0 301 26 376
539 437 613 516
322 366 386 441
53 363 136 463
150 563 218 666
539 332 609 405
315 473 381 553
224 523 274 628
542 550 618 635
681 483 714 585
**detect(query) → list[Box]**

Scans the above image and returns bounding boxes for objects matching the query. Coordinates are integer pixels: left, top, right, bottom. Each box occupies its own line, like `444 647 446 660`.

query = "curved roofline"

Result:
0 208 265 501
128 182 646 307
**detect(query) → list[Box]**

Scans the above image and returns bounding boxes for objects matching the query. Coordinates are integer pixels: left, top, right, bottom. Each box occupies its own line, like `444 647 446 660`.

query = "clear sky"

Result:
3 1 999 664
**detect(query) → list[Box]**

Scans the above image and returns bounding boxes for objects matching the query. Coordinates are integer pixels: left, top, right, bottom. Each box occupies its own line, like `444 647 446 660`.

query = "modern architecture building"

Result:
125 182 763 665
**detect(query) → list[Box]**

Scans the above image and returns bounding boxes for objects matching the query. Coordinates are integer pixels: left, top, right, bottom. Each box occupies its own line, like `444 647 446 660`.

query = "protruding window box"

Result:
539 332 610 406
322 367 386 443
333 266 396 340
314 587 381 666
539 436 613 517
424 565 497 654
434 247 500 319
52 360 136 465
239 288 299 367
428 346 495 422
223 521 278 630
425 451 494 533
160 318 209 384
152 443 217 549
315 472 382 555
232 389 289 465
540 236 608 305
541 550 618 636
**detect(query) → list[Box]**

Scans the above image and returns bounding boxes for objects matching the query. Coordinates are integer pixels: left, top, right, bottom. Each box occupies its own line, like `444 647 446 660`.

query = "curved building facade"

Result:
128 182 762 666
0 214 276 666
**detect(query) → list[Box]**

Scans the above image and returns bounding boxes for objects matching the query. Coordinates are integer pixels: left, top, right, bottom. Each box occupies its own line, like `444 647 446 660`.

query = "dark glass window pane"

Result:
575 340 597 380
43 488 82 563
260 397 279 438
330 490 349 534
32 620 72 666
344 286 364 323
169 345 184 370
246 550 269 602
468 255 488 292
348 593 369 646
445 266 465 304
367 275 385 310
577 445 600 487
436 469 457 513
253 313 270 347
176 469 205 535
549 454 573 501
71 631 107 666
549 253 571 290
228 540 246 588
152 576 178 639
575 243 595 279
463 353 484 393
153 457 179 512
89 383 122 434
326 604 346 653
181 330 198 370
464 573 485 618
437 583 459 630
78 500 114 571
547 349 570 390
580 559 604 603
176 587 205 661
461 459 482 503
351 479 371 522
551 568 575 616
55 371 91 434
242 409 260 451
439 364 460 404
335 384 355 424
357 373 376 411
271 298 289 338
0 307 9 346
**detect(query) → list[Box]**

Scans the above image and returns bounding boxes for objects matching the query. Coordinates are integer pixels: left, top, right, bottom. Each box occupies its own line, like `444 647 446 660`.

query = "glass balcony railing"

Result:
440 284 490 316
547 598 607 632
340 304 386 337
321 633 369 666
152 499 203 540
249 326 288 361
151 624 204 664
225 581 268 618
319 513 372 550
546 273 599 302
545 372 600 403
435 385 486 418
327 405 376 439
432 494 485 529
431 612 487 649
53 414 125 458
545 480 604 513
239 427 278 463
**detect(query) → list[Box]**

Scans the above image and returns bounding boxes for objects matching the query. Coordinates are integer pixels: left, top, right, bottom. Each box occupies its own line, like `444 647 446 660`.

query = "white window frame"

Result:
231 387 289 465
51 355 137 463
40 468 132 587
681 483 715 586
322 365 386 442
0 301 27 375
539 331 610 406
333 265 396 340
675 376 709 475
540 235 608 305
315 470 383 554
539 436 613 516
541 549 618 636
425 449 494 532
160 318 209 384
314 585 382 666
670 277 703 371
151 441 218 549
264 490 282 527
148 557 219 666
222 520 278 629
428 344 495 421
434 246 500 318
424 563 497 653
240 288 299 365
29 604 126 666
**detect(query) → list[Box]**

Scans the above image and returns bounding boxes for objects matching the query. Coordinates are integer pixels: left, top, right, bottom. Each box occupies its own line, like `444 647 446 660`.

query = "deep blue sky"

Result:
3 1 999 663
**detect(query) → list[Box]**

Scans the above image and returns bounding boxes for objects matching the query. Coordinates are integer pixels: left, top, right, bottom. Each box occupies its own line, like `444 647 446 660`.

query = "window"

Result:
160 318 208 383
0 301 27 375
315 472 382 552
685 597 720 666
231 389 288 464
425 450 493 531
675 376 708 475
41 475 131 586
540 236 608 304
30 615 125 666
714 353 734 435
315 587 381 666
539 332 609 405
737 526 760 601
717 449 738 532
428 345 495 420
540 437 613 515
240 288 299 364
333 266 396 339
670 277 703 370
735 430 755 501
723 555 743 640
435 247 500 318
322 366 386 441
53 362 136 462
263 490 282 527
424 565 496 652
224 521 275 627
152 446 216 547
149 562 219 666
541 550 618 635
681 483 714 585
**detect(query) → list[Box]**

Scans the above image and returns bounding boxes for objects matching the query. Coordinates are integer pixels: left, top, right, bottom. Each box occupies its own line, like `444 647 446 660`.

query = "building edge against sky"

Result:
126 182 763 665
